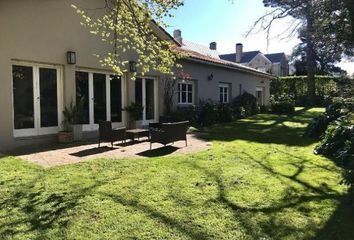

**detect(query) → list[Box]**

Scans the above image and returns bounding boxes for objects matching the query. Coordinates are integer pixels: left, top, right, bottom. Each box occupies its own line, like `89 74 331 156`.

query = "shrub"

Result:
233 92 259 116
197 100 219 126
270 95 295 114
314 113 354 165
259 105 270 113
304 97 350 138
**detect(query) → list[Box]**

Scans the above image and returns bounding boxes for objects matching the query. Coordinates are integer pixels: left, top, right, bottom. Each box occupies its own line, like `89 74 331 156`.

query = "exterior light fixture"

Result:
208 74 214 81
129 61 137 73
67 51 76 65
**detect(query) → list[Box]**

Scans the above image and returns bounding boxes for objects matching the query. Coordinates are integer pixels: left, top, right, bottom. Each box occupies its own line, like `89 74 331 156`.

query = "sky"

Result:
165 0 354 75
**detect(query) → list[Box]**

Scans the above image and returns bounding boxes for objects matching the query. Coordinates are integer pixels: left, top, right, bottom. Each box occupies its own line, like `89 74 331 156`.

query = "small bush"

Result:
270 95 295 114
233 92 259 116
314 113 354 165
259 105 270 113
165 93 260 127
305 97 350 138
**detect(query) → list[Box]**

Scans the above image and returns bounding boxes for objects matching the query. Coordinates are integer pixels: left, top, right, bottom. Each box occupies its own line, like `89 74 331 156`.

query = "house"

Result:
0 0 273 151
220 44 289 77
173 30 272 106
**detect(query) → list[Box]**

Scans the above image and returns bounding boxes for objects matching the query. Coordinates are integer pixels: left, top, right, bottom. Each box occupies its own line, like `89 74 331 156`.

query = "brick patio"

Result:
10 133 211 168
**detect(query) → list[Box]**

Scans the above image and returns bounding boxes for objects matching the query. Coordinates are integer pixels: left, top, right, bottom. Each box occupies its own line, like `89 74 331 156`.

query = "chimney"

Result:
210 42 217 50
236 43 243 63
173 29 183 44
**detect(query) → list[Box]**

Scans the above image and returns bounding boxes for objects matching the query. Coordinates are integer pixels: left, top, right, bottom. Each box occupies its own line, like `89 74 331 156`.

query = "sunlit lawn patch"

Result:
1 108 353 240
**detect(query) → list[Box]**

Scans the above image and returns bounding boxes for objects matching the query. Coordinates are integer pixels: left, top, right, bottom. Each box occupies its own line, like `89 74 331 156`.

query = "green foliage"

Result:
62 99 84 131
305 97 352 138
1 109 353 239
232 92 259 116
315 113 354 165
271 76 338 105
124 102 144 121
167 92 259 127
72 0 184 77
269 94 295 114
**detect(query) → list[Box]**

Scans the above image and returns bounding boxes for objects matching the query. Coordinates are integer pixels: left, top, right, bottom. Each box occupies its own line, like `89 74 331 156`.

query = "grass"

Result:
1 108 353 240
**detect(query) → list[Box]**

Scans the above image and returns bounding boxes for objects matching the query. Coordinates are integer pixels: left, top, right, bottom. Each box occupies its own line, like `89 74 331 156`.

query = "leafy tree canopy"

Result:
72 0 184 77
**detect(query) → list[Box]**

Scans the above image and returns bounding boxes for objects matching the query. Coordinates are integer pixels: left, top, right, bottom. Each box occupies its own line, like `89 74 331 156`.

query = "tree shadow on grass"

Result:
0 175 111 239
200 108 321 147
184 149 350 239
0 168 213 240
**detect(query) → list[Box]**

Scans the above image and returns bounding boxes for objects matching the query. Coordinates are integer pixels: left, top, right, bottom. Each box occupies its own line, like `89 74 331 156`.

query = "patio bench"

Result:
149 121 189 150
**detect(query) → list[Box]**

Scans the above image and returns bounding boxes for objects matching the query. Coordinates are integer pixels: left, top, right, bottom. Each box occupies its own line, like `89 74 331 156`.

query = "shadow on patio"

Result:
8 133 211 168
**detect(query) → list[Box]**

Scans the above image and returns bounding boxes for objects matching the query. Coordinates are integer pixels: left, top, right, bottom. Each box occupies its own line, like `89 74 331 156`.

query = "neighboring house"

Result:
0 1 273 151
220 44 289 77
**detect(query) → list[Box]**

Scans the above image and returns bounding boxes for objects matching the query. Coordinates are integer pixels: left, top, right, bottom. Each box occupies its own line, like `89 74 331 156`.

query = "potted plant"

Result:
58 109 73 144
60 99 84 142
124 102 144 129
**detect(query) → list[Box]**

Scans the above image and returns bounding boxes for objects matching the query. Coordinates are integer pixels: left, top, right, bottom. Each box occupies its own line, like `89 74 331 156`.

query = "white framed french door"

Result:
135 77 158 126
12 62 63 138
256 87 265 106
75 70 125 131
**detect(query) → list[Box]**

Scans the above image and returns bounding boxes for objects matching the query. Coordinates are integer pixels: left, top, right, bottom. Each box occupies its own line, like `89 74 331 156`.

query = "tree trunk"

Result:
306 6 316 106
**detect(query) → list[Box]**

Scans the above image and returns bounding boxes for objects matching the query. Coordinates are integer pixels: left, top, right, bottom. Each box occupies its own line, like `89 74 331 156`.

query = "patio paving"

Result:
12 133 212 168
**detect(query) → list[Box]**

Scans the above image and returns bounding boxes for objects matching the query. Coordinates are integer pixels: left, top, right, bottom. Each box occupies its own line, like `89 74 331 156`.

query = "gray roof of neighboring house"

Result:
219 51 262 63
264 53 287 63
181 39 221 59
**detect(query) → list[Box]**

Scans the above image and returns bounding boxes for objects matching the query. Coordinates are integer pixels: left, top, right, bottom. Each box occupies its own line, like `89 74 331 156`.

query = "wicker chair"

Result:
98 121 126 148
149 121 189 150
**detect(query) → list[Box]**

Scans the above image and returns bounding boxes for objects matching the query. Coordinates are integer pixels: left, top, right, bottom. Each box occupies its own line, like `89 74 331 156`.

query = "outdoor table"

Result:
126 129 150 141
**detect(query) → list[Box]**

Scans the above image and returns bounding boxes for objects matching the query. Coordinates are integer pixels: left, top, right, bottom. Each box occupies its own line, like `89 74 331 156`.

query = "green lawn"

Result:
1 108 353 240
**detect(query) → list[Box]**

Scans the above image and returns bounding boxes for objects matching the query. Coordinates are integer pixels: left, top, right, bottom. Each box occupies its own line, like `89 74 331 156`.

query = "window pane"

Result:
110 75 122 122
39 68 58 127
188 92 193 103
75 72 90 124
182 91 187 103
93 73 107 123
187 84 193 92
182 84 187 92
135 78 143 120
145 79 155 120
13 65 34 129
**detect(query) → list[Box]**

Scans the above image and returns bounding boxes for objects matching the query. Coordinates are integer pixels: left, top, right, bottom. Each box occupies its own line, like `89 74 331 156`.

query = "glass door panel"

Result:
75 72 90 124
12 65 35 130
135 78 143 120
145 78 155 120
93 73 107 123
110 75 122 123
39 68 58 128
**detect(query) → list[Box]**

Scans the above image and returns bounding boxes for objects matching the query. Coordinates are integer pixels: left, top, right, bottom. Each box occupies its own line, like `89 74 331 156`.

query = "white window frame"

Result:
135 77 159 126
219 83 230 104
178 81 194 105
12 61 63 138
75 69 125 131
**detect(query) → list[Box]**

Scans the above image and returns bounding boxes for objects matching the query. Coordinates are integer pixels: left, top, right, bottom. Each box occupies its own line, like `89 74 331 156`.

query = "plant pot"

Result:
128 121 137 130
58 131 73 143
71 124 83 141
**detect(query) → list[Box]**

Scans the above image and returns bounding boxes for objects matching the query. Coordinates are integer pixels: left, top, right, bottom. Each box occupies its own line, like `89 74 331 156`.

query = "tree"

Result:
291 29 347 76
249 0 353 105
72 0 184 77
